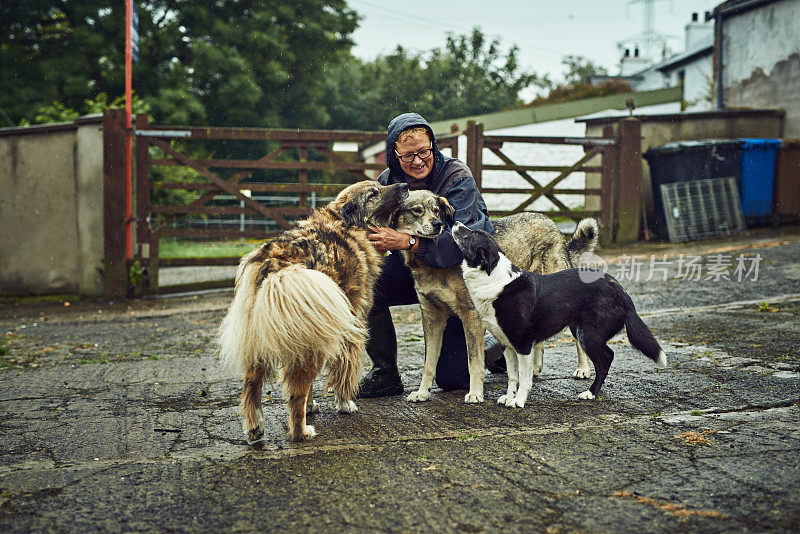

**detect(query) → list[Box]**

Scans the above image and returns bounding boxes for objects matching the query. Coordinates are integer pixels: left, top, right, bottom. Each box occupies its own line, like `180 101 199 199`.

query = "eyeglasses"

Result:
394 146 433 163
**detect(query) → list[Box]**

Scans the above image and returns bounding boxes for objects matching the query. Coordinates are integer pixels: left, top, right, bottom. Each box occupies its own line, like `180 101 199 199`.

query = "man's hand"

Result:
368 226 416 253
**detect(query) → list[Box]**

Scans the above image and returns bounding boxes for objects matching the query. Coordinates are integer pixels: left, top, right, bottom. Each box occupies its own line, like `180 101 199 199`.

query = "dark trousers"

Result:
369 251 469 390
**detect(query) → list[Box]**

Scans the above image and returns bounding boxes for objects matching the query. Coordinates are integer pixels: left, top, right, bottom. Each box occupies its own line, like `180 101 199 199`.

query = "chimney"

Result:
619 46 649 76
685 11 713 50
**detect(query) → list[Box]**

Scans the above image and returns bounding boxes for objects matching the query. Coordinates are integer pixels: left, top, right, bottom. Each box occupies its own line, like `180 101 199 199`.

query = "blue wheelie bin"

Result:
738 138 781 223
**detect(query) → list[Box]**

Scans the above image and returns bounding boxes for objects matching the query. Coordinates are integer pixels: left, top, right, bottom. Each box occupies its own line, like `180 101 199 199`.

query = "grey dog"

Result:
393 190 599 403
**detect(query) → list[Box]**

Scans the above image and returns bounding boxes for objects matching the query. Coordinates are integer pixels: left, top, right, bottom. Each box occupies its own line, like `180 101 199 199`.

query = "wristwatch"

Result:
407 236 417 250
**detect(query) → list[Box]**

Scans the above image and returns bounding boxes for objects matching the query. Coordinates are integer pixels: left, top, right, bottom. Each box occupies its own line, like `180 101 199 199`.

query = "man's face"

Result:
394 130 433 181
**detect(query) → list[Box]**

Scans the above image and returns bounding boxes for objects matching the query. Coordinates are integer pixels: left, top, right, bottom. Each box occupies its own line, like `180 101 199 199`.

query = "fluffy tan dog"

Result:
218 181 408 442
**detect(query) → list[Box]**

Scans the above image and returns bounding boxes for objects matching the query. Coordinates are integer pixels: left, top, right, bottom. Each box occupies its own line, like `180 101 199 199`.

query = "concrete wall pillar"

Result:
75 119 105 296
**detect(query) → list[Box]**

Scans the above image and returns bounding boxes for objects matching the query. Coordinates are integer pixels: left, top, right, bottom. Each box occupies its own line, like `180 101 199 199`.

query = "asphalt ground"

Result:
1 225 798 532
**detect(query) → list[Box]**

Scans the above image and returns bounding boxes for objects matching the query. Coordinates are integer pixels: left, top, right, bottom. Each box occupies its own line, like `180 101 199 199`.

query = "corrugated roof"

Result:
425 86 682 136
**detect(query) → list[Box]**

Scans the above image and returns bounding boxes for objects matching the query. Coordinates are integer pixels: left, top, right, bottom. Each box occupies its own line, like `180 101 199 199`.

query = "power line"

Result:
618 0 677 61
350 0 566 61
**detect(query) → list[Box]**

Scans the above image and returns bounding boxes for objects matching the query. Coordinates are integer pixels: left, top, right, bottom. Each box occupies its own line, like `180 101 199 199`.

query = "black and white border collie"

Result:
451 222 667 406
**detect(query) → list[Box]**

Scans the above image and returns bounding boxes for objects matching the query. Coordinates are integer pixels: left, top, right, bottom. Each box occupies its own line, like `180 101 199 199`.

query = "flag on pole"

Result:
131 1 140 62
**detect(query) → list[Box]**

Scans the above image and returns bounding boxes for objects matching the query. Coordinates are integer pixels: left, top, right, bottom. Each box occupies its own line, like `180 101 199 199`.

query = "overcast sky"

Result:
349 0 720 93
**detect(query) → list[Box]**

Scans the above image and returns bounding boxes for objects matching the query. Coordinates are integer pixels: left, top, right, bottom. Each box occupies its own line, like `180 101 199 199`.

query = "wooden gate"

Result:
132 116 390 294
463 119 641 244
115 113 638 296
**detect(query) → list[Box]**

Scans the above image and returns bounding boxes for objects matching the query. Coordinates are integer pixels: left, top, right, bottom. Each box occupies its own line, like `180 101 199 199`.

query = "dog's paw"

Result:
336 399 358 413
246 426 264 444
243 410 265 444
578 390 596 400
464 391 484 403
407 390 430 402
498 394 510 404
505 396 526 408
290 425 316 441
306 400 320 414
573 367 592 379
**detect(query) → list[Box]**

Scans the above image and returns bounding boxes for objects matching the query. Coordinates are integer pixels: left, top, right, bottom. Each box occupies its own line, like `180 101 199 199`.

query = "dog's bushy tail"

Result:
566 218 599 266
625 311 667 368
218 250 271 376
218 261 366 380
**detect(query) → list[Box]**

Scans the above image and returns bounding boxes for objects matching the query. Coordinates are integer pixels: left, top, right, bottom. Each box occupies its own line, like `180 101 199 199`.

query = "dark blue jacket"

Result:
378 113 494 269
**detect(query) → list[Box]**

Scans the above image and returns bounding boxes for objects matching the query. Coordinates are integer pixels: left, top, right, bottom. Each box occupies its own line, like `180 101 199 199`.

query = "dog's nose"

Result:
432 220 443 232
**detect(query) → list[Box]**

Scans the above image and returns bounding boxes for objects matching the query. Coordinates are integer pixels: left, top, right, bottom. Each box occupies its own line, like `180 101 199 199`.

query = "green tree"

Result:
22 93 150 126
561 55 608 84
1 1 121 125
425 29 547 119
321 27 546 131
1 1 359 127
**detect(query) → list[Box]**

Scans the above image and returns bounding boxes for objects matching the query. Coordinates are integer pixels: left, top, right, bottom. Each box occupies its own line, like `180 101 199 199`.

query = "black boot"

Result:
484 333 507 374
358 307 404 397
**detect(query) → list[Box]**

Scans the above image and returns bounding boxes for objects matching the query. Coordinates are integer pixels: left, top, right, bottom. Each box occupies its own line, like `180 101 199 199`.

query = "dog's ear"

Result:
338 200 364 227
478 247 499 274
438 197 455 224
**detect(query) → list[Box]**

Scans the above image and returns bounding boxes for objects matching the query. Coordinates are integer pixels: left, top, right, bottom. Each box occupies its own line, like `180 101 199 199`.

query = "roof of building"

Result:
713 0 781 17
424 86 681 136
576 107 785 125
654 38 714 73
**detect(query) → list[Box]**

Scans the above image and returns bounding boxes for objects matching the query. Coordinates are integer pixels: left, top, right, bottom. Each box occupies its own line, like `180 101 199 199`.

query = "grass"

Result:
158 239 261 259
758 301 776 313
455 430 480 442
0 335 40 370
77 357 109 365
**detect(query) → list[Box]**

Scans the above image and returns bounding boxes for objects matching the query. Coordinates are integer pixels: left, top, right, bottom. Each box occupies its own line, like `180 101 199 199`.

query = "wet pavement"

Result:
1 226 799 532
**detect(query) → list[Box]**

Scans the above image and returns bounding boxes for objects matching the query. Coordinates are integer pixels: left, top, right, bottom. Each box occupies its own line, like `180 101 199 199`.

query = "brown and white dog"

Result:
218 181 408 442
394 190 598 404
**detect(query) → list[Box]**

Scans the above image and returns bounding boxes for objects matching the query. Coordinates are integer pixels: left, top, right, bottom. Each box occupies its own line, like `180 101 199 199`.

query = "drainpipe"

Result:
716 12 724 109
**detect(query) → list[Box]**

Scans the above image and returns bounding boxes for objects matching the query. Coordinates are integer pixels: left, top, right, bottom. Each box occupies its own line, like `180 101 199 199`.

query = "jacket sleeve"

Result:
415 175 493 269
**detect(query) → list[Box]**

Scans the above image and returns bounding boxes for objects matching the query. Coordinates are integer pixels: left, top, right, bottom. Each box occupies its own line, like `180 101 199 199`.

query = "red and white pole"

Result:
124 0 133 260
